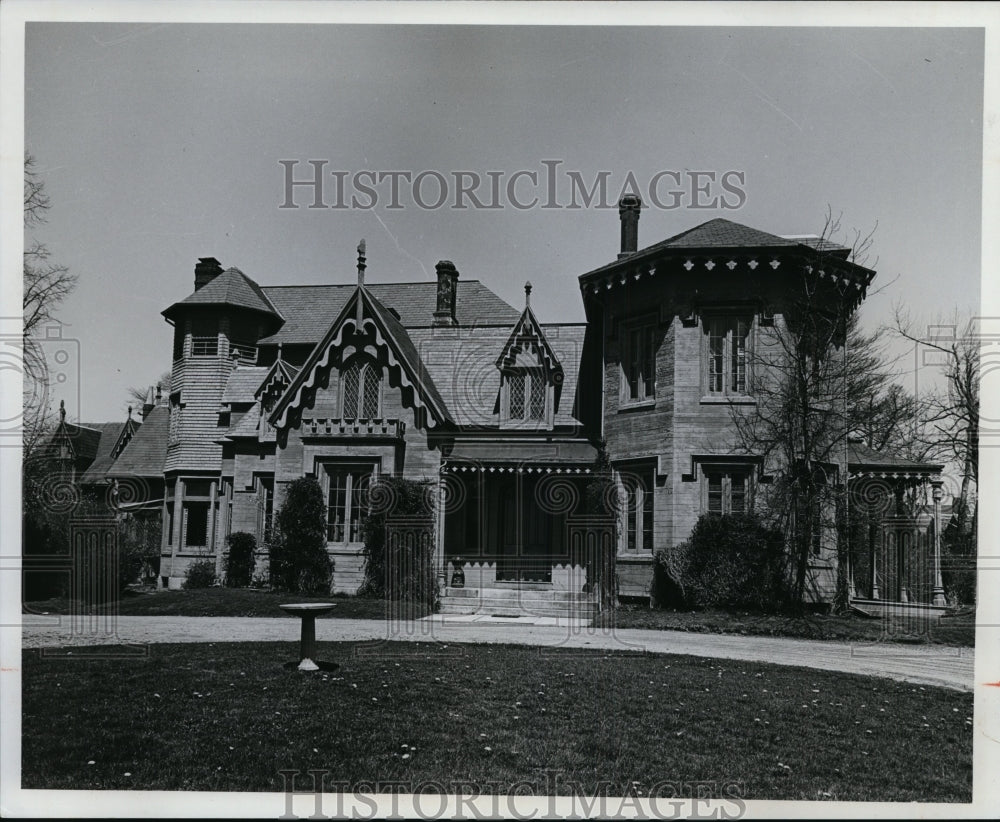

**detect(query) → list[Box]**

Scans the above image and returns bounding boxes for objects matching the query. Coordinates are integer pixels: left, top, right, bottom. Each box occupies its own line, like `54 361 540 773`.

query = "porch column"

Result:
436 470 447 593
869 514 880 599
208 479 220 579
169 478 184 588
931 479 947 606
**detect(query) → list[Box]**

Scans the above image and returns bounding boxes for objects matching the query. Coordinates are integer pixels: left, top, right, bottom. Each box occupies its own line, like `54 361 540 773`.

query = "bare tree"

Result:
23 153 77 441
731 210 895 610
127 369 172 407
892 308 979 535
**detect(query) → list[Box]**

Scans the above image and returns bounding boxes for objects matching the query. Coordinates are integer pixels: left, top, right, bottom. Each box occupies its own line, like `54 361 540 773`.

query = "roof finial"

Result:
277 342 283 363
357 239 367 286
127 405 133 419
59 399 65 423
524 280 532 308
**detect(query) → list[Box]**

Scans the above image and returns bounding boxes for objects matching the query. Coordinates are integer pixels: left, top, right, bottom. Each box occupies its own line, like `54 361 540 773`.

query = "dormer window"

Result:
341 359 381 419
505 369 547 422
496 283 561 430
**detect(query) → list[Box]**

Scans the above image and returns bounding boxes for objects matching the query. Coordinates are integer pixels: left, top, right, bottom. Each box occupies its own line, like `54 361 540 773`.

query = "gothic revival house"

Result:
97 200 945 616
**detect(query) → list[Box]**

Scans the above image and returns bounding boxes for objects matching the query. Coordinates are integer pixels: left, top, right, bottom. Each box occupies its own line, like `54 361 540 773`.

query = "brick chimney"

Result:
432 260 459 326
194 257 223 291
618 195 642 259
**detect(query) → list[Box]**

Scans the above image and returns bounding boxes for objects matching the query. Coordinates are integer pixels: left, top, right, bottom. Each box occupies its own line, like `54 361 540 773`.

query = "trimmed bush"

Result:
269 477 332 595
653 512 789 612
225 532 256 588
183 559 217 590
359 476 436 606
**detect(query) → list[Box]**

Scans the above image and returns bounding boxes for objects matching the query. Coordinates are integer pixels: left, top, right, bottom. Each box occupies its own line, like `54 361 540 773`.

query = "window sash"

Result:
257 476 274 546
325 465 373 543
705 469 752 515
624 325 656 401
623 468 655 551
190 336 218 356
707 316 751 395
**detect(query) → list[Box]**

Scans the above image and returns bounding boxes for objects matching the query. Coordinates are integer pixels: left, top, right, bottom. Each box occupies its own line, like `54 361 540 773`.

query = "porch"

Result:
439 458 615 616
846 457 949 620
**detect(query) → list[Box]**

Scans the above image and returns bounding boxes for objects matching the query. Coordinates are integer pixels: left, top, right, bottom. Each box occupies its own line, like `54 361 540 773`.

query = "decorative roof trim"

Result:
254 358 298 401
495 305 562 374
270 288 450 430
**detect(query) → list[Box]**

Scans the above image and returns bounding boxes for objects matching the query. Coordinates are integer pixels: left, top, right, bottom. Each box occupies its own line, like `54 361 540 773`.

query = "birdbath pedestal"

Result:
280 603 335 672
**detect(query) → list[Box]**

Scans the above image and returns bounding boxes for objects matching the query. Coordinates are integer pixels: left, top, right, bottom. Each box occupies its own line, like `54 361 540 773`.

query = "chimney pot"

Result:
432 260 459 326
194 257 223 291
618 195 642 259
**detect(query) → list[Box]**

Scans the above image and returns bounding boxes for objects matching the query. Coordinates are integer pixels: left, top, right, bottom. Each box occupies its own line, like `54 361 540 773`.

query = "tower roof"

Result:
162 267 282 320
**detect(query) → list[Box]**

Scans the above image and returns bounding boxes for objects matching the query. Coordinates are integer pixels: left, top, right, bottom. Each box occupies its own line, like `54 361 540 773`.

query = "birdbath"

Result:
280 602 335 672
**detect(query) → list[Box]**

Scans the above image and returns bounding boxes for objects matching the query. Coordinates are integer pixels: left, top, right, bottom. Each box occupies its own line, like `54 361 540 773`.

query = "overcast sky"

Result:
23 22 984 422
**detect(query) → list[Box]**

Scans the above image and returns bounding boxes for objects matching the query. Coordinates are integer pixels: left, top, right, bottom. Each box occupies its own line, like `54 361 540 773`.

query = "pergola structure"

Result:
846 440 947 614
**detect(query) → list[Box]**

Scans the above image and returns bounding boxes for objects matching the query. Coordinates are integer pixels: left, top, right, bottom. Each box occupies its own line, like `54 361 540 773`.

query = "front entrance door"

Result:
495 476 552 583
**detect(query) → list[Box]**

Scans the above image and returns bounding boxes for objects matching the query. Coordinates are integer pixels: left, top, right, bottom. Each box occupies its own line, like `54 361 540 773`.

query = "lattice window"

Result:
362 365 380 418
342 364 361 418
528 373 545 420
509 373 526 418
341 360 381 419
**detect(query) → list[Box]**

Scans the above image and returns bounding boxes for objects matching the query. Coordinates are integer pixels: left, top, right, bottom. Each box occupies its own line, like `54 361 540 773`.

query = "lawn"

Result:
600 605 976 647
22 587 431 620
22 641 972 801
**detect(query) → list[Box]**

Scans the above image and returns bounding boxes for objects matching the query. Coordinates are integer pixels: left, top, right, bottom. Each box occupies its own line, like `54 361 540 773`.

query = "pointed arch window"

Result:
341 360 382 419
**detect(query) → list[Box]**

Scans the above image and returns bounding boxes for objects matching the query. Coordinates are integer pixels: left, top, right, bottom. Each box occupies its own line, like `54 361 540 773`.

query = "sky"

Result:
22 22 984 423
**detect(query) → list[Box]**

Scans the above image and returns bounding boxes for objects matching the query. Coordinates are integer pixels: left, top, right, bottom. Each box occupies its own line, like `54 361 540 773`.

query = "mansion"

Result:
56 199 947 615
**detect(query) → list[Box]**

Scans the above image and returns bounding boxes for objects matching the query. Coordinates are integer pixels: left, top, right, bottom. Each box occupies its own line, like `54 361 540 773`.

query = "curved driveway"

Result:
19 613 974 692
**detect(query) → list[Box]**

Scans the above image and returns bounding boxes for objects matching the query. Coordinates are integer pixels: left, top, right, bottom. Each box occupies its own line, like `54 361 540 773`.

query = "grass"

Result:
24 589 975 647
601 605 976 647
22 587 431 620
22 641 972 801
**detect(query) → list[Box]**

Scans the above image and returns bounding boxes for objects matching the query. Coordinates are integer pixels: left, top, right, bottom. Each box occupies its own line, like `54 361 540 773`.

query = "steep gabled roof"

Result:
80 418 141 482
162 267 282 320
106 406 169 478
41 421 122 478
254 358 300 400
496 300 563 375
258 280 519 346
270 285 453 429
407 323 586 428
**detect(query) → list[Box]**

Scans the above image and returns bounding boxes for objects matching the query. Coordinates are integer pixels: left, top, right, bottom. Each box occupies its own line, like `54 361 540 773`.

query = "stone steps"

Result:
440 585 599 617
331 554 365 595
